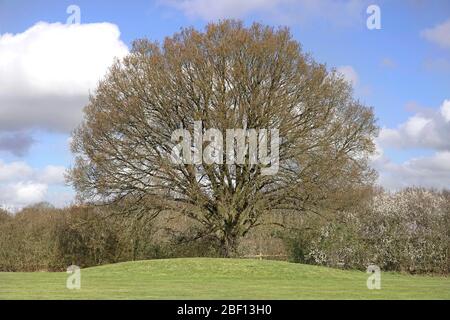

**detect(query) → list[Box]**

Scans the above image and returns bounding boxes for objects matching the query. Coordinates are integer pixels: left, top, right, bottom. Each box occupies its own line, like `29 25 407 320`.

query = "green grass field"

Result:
0 258 448 299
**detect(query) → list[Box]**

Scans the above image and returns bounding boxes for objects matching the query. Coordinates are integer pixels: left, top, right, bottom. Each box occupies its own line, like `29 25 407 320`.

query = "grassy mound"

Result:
0 258 448 299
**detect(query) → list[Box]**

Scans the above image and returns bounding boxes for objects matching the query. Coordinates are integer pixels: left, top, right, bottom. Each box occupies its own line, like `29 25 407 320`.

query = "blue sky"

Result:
0 0 449 208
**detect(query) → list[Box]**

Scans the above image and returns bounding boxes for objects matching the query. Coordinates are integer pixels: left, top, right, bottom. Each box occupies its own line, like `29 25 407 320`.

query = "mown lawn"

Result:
0 258 448 299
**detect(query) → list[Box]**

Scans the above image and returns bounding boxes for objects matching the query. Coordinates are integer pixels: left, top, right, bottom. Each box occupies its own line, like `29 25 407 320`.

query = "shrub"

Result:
53 207 121 268
0 205 61 271
282 188 449 274
0 205 221 271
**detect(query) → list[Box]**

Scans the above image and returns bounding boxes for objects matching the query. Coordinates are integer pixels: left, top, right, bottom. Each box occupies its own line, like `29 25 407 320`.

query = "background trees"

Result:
68 20 378 256
0 187 448 273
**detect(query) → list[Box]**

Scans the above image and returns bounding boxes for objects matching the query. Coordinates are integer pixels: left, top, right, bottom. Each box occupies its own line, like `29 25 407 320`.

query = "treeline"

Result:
0 187 449 274
0 204 219 272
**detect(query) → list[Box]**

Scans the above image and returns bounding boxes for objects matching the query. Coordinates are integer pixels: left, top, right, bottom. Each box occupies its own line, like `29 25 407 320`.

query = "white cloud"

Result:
12 182 48 205
337 65 359 86
37 165 66 185
0 161 33 182
374 99 450 190
0 160 67 208
0 22 129 133
378 100 450 151
404 116 431 137
374 151 450 190
421 19 450 49
161 0 370 26
0 161 66 185
0 182 48 209
440 99 450 122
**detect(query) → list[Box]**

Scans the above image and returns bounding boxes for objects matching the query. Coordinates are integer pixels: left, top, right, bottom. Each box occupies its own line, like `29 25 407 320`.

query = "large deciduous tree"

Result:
68 21 378 257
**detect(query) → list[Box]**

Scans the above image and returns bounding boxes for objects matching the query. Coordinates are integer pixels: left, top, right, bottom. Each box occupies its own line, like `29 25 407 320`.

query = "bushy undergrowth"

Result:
282 188 450 274
0 188 448 274
0 205 220 271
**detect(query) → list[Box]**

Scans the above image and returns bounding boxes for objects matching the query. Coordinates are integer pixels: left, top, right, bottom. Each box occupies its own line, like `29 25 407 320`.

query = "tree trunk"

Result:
219 231 239 258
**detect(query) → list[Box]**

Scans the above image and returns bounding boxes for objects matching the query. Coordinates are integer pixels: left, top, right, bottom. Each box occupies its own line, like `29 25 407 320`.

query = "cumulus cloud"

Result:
0 22 129 134
441 99 450 122
37 165 67 185
378 100 450 151
374 151 450 190
421 19 450 49
374 99 450 190
0 161 66 185
1 182 48 207
0 161 33 182
161 0 370 26
0 160 67 208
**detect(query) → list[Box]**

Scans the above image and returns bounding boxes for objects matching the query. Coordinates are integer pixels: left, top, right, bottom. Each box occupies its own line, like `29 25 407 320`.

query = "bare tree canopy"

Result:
68 20 378 256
